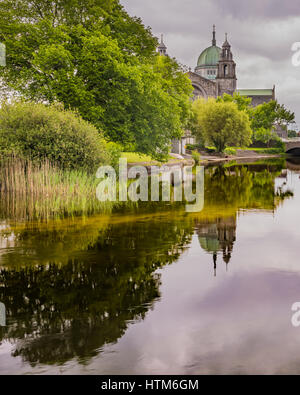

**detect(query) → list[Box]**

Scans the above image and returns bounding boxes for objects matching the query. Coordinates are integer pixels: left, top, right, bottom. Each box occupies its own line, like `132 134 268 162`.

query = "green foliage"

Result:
273 138 285 151
0 101 110 171
217 92 252 112
106 142 122 170
188 105 206 148
252 127 285 151
224 147 237 156
0 0 192 160
288 130 298 138
250 100 295 132
191 150 201 165
186 143 202 151
254 127 275 146
191 98 252 153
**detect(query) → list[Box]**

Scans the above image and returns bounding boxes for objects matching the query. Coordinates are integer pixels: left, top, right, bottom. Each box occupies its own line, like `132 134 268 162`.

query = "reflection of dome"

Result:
196 217 237 276
197 223 219 253
198 236 219 253
197 45 221 67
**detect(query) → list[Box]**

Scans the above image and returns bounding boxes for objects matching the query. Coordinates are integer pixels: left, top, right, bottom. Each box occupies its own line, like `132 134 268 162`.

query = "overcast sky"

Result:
121 0 300 127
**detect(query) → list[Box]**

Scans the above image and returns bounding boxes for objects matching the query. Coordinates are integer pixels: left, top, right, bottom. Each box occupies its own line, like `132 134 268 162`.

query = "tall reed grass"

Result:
0 156 118 221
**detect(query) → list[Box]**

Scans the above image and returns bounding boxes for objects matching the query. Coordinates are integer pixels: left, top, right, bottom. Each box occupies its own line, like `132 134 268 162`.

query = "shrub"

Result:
288 130 298 138
0 101 111 171
106 142 122 170
273 138 285 151
224 147 237 156
186 143 202 151
192 149 201 164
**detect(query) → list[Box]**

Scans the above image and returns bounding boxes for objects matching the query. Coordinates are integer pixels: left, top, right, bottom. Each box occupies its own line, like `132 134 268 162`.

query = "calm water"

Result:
1 158 300 375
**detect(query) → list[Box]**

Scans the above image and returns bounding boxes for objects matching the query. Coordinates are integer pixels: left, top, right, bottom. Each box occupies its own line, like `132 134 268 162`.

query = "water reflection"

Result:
0 159 296 372
196 216 236 276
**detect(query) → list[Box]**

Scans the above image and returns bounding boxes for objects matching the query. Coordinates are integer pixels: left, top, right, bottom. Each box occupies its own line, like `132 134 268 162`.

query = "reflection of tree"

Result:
195 161 292 275
0 160 294 367
204 164 282 211
0 219 194 366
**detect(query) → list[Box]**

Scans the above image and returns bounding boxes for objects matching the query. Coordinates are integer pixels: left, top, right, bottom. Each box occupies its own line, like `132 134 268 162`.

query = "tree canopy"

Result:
0 0 192 160
250 100 295 132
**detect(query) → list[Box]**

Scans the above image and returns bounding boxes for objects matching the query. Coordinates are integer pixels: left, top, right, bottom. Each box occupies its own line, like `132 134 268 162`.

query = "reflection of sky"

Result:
1 172 300 374
86 171 300 375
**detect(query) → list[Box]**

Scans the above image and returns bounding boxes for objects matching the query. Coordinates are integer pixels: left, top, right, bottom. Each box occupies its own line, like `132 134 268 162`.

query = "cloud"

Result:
121 0 300 126
214 0 300 20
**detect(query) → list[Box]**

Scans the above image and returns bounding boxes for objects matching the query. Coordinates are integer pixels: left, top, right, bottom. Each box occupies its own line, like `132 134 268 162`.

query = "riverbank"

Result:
198 149 286 165
126 149 286 169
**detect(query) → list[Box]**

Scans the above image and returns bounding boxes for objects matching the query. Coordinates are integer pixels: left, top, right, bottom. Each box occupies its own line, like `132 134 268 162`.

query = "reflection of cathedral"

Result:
195 216 237 276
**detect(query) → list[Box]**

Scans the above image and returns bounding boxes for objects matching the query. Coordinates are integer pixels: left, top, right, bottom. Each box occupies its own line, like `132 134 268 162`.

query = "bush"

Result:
273 138 285 151
186 143 202 151
0 101 111 171
224 147 237 156
106 142 122 170
288 130 298 138
192 150 201 164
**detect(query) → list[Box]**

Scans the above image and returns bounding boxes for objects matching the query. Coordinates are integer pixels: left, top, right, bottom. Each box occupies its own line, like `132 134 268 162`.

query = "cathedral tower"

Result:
216 34 237 96
157 34 168 56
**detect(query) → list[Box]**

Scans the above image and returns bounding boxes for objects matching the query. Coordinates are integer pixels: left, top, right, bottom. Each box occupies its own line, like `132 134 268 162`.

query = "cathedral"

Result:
158 26 275 106
190 26 237 99
158 27 277 154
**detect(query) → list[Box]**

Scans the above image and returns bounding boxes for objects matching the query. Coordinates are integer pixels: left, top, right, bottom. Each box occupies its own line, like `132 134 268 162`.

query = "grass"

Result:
0 153 189 222
201 146 284 155
121 152 155 163
0 156 121 221
121 152 176 164
232 147 284 154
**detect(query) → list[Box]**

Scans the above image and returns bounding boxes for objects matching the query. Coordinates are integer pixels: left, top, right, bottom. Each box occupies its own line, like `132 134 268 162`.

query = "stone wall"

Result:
189 71 218 98
250 96 274 106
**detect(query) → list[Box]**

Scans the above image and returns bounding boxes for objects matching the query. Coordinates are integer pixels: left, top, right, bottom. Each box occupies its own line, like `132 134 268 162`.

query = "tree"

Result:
192 98 252 153
250 100 295 132
254 127 277 147
0 0 192 160
288 130 298 138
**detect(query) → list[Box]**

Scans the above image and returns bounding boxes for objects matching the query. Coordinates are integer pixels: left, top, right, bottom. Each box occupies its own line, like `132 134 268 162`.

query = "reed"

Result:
0 156 119 221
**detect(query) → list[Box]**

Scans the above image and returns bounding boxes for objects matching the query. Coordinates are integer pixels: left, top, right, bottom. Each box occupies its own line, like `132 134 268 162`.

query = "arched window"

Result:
224 64 228 76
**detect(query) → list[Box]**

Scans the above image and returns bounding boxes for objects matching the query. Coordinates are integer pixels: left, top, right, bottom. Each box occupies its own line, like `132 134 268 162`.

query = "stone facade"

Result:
190 71 218 99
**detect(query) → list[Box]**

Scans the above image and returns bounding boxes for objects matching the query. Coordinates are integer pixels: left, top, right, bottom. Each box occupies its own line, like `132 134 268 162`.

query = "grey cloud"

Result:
214 0 300 19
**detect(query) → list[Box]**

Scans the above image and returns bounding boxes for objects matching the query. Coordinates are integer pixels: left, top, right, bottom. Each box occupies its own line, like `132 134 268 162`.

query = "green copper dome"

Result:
197 45 221 67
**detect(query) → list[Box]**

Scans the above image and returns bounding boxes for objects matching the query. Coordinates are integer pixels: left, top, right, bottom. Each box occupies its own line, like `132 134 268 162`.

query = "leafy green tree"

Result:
192 98 252 153
188 101 206 149
0 0 192 160
254 127 277 147
288 130 298 138
250 100 295 132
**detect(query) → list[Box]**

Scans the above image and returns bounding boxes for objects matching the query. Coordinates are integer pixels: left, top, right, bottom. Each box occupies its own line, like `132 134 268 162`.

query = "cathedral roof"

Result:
197 45 221 67
237 89 274 96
